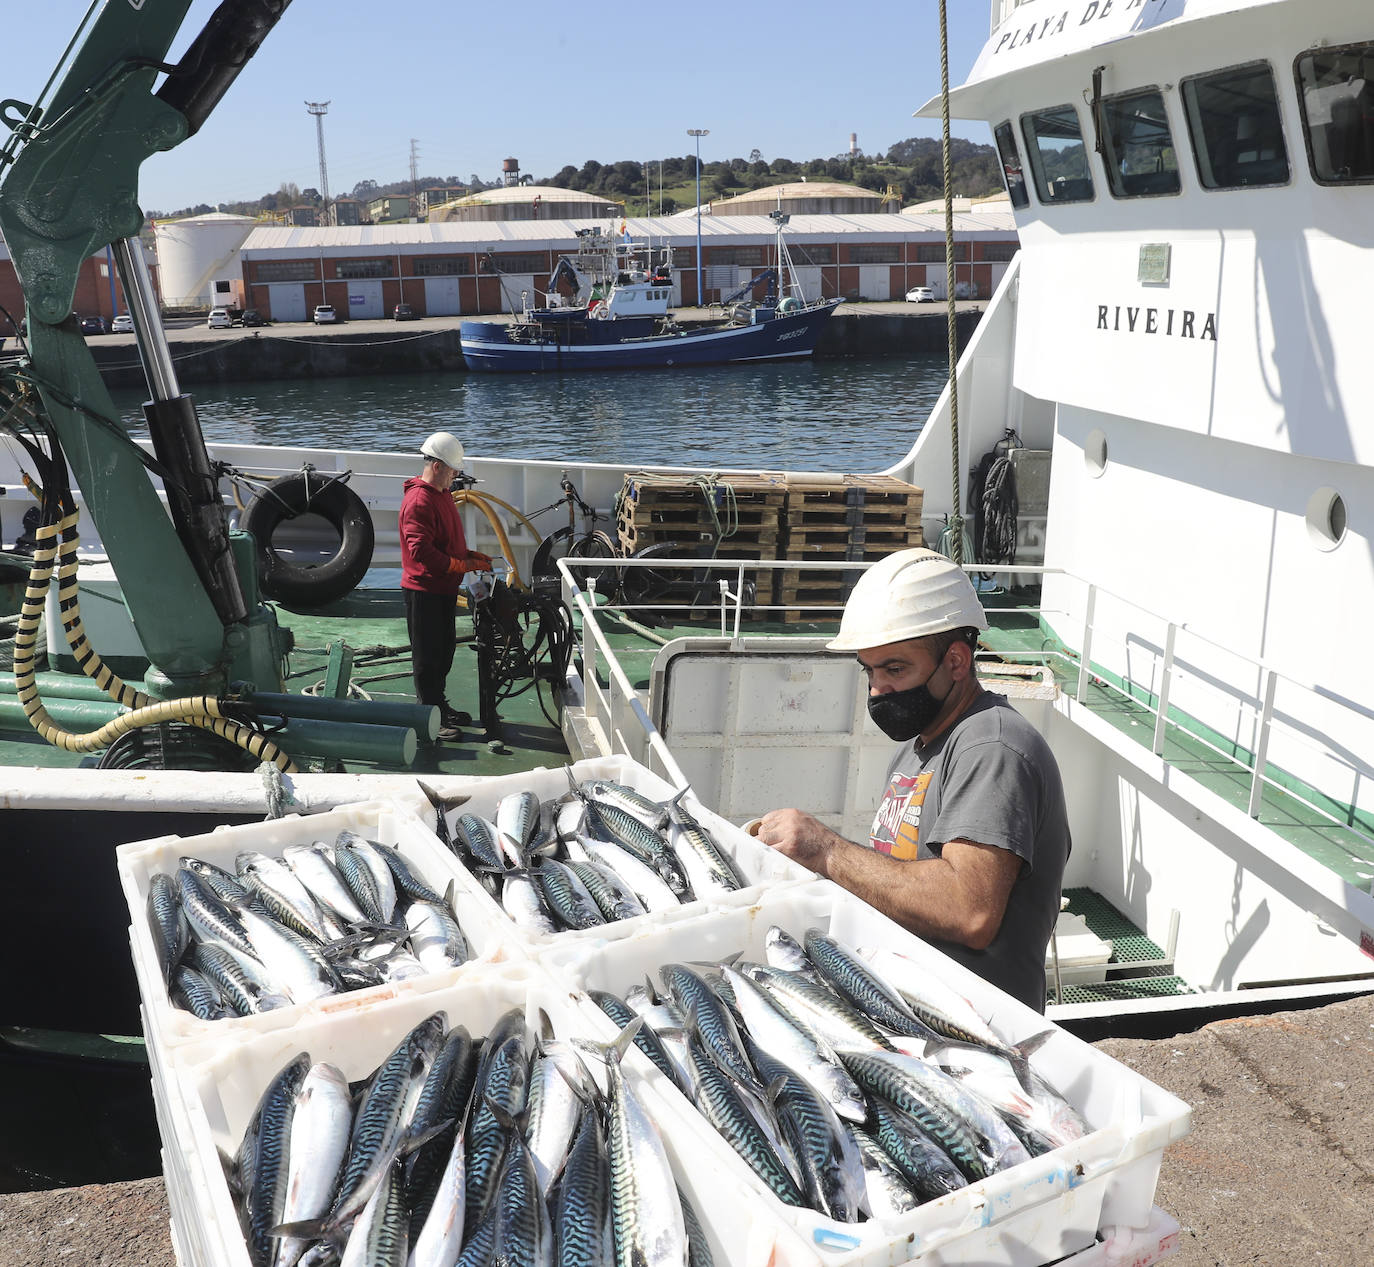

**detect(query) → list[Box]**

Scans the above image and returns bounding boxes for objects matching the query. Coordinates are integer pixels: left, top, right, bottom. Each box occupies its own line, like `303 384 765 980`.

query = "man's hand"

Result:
754 808 845 876
466 551 494 572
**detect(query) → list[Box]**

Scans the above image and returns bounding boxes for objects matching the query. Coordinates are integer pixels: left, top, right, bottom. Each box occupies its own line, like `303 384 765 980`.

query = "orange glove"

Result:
450 550 492 573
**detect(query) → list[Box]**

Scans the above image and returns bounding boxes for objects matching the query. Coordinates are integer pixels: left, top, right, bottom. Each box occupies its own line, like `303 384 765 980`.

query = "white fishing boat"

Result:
1 0 1373 1219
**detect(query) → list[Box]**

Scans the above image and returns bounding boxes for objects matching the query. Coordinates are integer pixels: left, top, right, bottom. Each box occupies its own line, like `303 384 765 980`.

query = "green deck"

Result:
3 572 1372 904
1054 887 1192 1005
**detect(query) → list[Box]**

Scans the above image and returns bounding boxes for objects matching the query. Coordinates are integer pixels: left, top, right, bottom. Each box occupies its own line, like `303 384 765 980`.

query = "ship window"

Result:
1295 43 1374 184
1020 105 1095 203
994 121 1031 208
1182 63 1289 189
1100 89 1181 198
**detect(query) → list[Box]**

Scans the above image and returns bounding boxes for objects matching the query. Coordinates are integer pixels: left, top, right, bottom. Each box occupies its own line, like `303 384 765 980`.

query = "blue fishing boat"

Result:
459 215 842 371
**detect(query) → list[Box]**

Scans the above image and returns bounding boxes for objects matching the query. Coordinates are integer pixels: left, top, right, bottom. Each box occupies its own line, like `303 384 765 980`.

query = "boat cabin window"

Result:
1295 43 1374 184
1182 62 1290 189
1020 105 1095 203
994 121 1031 208
1099 89 1181 198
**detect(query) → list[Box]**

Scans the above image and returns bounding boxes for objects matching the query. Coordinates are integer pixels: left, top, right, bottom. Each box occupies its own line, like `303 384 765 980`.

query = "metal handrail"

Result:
554 553 1374 864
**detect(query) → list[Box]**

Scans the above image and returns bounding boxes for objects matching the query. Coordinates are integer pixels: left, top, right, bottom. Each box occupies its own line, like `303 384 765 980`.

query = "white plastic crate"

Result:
118 799 522 1060
547 879 1192 1267
160 961 813 1267
1056 1207 1181 1266
437 754 814 952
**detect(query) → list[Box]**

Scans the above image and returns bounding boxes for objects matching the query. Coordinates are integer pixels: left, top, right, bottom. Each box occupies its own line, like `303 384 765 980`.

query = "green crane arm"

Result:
0 1 292 696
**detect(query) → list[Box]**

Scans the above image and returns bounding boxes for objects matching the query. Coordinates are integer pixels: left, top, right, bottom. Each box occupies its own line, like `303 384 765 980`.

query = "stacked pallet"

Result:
776 473 924 620
616 471 787 555
615 472 787 613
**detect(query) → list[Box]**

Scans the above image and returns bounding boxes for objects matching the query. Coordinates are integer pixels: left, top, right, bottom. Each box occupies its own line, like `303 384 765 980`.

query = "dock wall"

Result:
84 308 983 390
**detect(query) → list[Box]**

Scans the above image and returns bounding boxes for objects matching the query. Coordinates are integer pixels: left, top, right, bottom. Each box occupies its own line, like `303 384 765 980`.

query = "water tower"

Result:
502 158 521 187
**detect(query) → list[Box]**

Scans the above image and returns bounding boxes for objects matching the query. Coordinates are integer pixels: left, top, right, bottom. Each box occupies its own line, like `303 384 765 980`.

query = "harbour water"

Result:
114 355 946 471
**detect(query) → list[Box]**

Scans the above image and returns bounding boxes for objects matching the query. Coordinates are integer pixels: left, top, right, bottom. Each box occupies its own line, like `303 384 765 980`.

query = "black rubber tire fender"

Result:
238 472 375 606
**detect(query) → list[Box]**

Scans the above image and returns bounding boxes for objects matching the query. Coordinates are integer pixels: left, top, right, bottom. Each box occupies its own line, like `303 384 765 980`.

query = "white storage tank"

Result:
154 211 256 309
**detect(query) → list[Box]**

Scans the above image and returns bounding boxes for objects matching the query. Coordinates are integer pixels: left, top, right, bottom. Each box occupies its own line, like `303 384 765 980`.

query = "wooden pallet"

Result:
616 471 786 556
781 473 923 542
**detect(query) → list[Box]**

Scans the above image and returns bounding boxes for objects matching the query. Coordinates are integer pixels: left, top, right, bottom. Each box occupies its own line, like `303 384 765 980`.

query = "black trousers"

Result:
404 588 458 709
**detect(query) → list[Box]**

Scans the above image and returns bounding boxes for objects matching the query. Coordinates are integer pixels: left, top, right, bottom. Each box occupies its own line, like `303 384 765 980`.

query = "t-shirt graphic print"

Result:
869 769 931 860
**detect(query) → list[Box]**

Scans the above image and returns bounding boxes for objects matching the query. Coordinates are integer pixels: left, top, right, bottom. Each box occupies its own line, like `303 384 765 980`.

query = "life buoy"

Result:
589 300 607 318
239 472 375 606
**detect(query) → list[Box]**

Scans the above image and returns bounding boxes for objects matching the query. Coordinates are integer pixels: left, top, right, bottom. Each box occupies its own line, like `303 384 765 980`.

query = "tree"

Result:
749 148 763 164
351 178 379 201
277 181 301 206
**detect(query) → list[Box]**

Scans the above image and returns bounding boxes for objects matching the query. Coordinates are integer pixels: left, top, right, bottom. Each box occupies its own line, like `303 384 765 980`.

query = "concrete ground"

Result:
3 991 1369 1266
78 297 987 344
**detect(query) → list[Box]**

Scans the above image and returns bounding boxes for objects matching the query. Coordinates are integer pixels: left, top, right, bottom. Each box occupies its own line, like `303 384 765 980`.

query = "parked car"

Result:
79 314 107 335
110 313 134 334
207 308 232 329
393 303 418 322
312 304 337 324
904 286 935 303
240 308 266 327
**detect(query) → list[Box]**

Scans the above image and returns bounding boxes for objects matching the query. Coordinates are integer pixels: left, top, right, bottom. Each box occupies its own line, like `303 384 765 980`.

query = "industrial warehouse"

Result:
0 181 1017 332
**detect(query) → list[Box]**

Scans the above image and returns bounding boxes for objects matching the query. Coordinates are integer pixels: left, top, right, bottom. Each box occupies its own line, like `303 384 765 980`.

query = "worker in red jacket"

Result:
400 432 492 742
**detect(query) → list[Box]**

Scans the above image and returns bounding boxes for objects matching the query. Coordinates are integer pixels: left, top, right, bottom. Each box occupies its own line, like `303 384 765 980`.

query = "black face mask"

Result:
867 661 950 742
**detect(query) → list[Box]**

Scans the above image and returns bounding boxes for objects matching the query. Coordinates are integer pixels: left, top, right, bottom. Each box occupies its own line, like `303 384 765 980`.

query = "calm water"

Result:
115 355 948 471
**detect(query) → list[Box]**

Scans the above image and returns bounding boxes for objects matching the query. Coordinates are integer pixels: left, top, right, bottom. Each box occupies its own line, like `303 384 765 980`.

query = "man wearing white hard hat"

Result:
756 547 1070 1012
399 432 492 743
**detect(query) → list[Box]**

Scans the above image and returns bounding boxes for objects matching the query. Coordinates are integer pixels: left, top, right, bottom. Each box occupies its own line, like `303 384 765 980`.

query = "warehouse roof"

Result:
240 212 1016 257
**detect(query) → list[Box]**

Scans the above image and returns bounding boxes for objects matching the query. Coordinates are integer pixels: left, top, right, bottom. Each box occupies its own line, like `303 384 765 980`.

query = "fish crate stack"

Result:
615 471 788 616
776 474 924 621
119 757 1189 1267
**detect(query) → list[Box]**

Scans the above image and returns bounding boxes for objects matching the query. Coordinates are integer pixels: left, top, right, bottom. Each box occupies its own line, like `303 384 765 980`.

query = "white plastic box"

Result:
547 880 1193 1267
118 794 525 1138
436 754 813 951
160 961 816 1267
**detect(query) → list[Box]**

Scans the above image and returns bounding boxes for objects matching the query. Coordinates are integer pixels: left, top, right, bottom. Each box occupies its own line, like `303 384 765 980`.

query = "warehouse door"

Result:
346 281 384 320
497 275 535 314
858 266 890 301
425 276 462 316
267 284 307 322
792 266 823 303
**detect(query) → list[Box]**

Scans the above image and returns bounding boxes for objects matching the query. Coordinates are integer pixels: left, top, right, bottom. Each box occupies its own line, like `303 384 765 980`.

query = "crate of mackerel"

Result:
118 798 516 1059
165 960 813 1267
436 755 811 952
544 881 1192 1267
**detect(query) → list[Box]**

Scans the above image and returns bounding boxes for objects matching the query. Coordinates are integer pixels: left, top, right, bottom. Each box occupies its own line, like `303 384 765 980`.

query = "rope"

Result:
938 0 965 566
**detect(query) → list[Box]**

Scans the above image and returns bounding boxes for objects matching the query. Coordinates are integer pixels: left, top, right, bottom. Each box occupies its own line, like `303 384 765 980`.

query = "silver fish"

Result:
405 899 471 972
340 1156 409 1267
336 831 399 922
722 965 867 1123
278 1062 353 1267
285 842 367 926
237 850 336 943
579 838 680 913
593 1021 688 1267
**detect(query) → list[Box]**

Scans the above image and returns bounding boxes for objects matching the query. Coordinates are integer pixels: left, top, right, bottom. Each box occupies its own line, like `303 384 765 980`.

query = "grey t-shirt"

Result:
868 692 1070 1012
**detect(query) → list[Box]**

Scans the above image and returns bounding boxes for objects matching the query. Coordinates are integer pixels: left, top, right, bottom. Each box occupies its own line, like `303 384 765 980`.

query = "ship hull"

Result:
459 300 840 371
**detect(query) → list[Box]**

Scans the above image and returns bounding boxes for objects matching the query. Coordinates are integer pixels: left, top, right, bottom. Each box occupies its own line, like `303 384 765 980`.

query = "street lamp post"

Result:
687 128 709 306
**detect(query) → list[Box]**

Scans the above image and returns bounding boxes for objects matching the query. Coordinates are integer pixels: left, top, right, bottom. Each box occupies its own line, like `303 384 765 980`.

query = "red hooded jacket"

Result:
399 477 471 595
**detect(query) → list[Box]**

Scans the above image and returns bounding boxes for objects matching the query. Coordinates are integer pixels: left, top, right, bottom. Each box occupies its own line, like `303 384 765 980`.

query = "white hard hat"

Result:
421 431 465 470
827 547 988 652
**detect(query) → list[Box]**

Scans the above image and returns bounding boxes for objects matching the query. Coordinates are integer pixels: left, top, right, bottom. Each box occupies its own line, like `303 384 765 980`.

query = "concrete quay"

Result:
77 301 986 390
2 989 1369 1267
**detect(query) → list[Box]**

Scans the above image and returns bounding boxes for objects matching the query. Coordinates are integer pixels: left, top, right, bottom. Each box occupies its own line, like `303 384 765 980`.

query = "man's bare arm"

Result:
756 808 1022 948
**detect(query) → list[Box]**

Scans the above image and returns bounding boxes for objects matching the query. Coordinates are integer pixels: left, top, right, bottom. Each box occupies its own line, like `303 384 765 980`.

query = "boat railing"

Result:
557 554 1374 868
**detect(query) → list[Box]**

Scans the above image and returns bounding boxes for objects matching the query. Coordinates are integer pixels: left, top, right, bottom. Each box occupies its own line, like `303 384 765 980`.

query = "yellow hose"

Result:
15 514 296 770
452 488 544 591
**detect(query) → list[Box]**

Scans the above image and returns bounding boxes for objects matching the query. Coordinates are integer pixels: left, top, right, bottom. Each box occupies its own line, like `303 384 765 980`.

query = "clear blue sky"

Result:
8 1 993 214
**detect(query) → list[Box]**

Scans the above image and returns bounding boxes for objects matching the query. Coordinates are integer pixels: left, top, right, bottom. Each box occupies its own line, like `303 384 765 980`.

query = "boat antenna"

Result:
937 0 964 566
